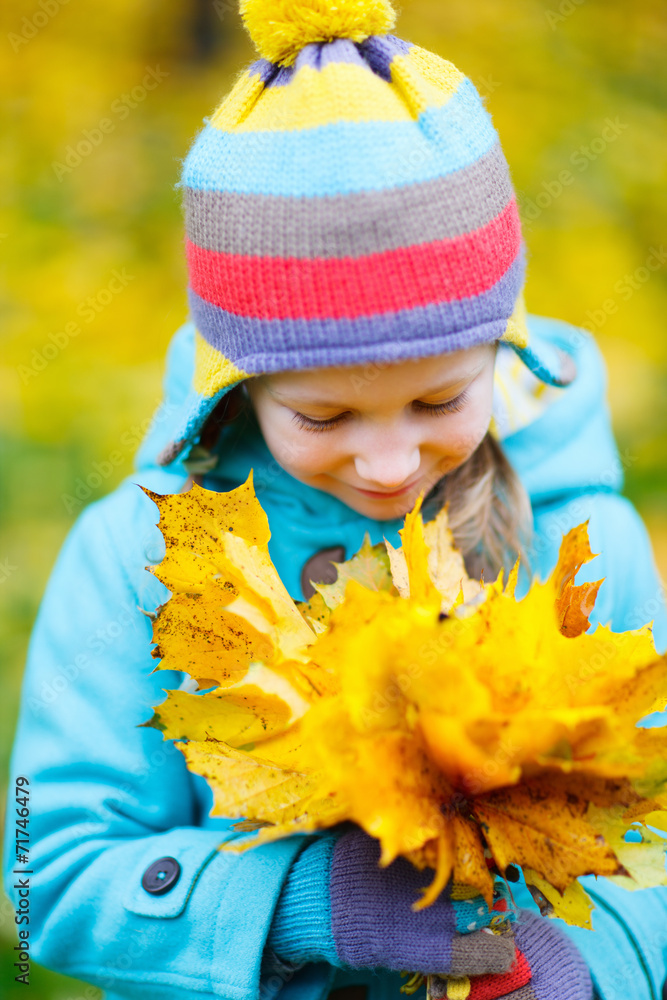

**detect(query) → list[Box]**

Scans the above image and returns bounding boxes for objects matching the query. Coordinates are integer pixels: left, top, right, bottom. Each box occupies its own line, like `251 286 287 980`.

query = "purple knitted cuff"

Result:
514 909 593 1000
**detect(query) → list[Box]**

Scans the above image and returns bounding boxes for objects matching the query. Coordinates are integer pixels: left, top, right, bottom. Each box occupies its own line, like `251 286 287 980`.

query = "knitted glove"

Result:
507 909 593 1000
331 829 518 976
428 909 593 1000
268 828 519 978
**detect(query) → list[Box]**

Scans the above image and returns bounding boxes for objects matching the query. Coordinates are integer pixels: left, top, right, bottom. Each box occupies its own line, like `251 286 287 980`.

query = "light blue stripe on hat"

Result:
180 78 497 198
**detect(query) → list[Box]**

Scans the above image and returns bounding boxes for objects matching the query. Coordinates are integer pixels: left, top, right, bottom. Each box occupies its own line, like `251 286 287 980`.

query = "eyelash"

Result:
292 391 470 433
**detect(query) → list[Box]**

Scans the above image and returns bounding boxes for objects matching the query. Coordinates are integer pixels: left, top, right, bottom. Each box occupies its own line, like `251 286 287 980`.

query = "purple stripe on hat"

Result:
267 63 295 88
264 38 376 89
262 36 415 89
248 58 279 85
358 34 413 81
185 142 512 259
307 37 370 70
187 251 524 373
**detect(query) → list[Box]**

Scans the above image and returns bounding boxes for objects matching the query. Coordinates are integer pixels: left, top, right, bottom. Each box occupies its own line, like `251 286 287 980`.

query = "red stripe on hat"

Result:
466 946 532 999
187 199 521 321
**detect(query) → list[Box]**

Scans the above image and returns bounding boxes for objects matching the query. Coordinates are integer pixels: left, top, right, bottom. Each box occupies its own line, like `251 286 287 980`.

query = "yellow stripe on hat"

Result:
501 291 530 349
193 330 250 398
390 46 465 119
209 68 268 133
213 61 410 132
210 56 465 133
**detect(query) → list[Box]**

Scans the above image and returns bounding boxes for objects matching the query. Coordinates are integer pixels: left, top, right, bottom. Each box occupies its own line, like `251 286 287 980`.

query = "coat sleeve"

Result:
515 490 667 1000
2 475 333 1000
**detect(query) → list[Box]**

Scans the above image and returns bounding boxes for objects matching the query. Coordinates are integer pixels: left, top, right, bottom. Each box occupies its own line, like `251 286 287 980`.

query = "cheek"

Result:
427 399 493 462
259 413 341 477
286 439 341 477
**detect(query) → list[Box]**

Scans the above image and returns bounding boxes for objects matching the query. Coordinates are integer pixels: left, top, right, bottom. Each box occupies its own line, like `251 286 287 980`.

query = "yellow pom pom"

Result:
240 0 398 66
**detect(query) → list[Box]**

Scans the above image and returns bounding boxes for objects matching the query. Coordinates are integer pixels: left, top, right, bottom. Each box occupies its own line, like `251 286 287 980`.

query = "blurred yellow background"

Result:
0 0 665 994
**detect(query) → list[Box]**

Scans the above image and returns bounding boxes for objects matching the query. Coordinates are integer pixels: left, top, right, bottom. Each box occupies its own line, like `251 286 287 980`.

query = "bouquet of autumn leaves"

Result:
143 474 667 930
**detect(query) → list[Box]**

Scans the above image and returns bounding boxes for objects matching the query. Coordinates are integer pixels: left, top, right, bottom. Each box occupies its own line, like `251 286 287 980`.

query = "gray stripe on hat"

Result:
185 143 513 259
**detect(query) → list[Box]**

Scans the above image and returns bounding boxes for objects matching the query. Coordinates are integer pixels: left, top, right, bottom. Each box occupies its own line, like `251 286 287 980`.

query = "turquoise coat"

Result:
4 316 667 1000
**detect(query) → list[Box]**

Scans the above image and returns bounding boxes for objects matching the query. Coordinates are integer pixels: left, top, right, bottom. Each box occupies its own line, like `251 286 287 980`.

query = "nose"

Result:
354 436 421 489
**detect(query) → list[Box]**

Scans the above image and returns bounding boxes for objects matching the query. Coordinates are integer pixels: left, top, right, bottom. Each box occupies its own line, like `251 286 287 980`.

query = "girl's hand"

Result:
428 910 593 1000
330 829 517 976
506 909 593 1000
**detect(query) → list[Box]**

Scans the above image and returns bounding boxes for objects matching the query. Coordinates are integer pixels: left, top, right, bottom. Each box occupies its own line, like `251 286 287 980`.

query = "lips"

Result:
353 479 422 499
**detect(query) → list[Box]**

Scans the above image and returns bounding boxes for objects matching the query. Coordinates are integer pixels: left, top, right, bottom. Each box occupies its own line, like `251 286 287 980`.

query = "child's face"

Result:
246 343 496 521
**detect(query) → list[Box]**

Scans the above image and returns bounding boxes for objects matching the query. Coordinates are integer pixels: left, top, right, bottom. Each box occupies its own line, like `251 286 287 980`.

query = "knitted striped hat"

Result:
160 0 570 466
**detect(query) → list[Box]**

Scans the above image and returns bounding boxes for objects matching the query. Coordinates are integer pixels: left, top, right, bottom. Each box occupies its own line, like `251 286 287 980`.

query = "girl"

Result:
5 2 667 999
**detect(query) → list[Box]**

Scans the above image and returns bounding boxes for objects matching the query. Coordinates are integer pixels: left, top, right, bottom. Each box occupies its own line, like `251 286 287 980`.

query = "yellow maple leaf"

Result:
145 661 312 746
144 479 667 921
522 867 594 929
181 736 319 827
151 585 275 686
472 781 622 894
143 475 270 594
314 534 395 612
553 521 603 638
385 497 480 610
144 475 316 688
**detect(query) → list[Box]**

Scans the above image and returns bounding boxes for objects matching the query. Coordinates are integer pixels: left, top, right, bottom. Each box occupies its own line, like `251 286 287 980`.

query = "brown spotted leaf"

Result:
473 781 622 893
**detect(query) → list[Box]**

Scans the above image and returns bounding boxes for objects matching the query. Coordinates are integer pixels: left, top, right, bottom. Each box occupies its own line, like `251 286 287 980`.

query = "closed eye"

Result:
292 411 351 433
413 390 470 416
291 390 470 433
